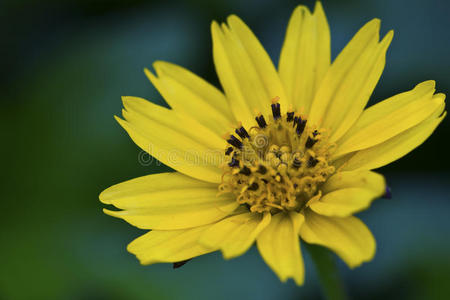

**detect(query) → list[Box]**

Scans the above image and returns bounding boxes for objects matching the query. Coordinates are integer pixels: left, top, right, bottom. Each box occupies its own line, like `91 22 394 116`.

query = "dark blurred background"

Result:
1 0 449 299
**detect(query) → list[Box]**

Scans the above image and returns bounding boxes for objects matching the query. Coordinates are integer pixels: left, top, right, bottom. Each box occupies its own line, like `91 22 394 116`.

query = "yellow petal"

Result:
257 212 305 285
145 61 235 136
100 172 238 230
117 96 226 183
340 107 446 171
127 225 214 265
122 96 224 149
333 81 444 158
309 19 393 142
309 170 385 217
199 212 271 259
100 172 217 208
279 2 330 114
211 16 288 127
300 209 375 268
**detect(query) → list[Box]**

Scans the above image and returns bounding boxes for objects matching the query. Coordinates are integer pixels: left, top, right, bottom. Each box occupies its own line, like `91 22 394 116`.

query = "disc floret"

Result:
219 99 336 214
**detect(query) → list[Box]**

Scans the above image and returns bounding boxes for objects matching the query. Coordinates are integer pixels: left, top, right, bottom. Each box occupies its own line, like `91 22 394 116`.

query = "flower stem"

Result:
306 244 349 300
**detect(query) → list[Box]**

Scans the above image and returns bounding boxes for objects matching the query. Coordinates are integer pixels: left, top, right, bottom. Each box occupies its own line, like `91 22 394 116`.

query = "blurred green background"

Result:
1 0 449 299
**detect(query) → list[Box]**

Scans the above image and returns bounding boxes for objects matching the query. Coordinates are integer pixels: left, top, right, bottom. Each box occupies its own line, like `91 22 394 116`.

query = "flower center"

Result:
219 98 336 214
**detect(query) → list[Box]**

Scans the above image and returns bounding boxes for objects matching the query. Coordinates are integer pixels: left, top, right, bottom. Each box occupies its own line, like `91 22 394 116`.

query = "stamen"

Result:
235 126 250 139
248 182 259 191
271 97 281 120
296 119 307 135
228 157 240 167
293 116 299 127
227 135 243 149
240 166 251 176
286 111 294 122
257 165 267 174
220 100 335 214
307 156 318 168
225 147 233 155
255 114 267 128
305 137 317 149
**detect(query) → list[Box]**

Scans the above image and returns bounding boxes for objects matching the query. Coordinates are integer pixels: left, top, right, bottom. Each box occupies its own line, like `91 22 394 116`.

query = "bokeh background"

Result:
1 0 449 299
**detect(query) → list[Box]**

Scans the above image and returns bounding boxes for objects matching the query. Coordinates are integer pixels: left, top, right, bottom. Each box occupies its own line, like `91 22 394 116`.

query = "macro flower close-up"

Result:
4 0 450 299
100 1 446 287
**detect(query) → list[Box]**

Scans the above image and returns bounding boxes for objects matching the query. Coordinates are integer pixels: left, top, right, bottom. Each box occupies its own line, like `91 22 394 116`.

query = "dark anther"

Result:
261 179 268 184
305 137 318 149
225 147 233 155
227 135 243 149
237 180 242 184
255 115 267 128
296 119 307 135
271 102 281 120
287 111 294 122
228 157 240 167
293 116 300 128
240 126 250 138
383 186 392 199
312 130 319 137
240 166 251 176
235 126 250 139
292 158 301 169
248 182 259 191
173 259 191 269
293 183 298 188
257 165 267 174
307 156 318 168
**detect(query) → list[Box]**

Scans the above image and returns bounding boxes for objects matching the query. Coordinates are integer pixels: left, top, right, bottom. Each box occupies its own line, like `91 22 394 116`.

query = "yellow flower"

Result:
100 2 446 285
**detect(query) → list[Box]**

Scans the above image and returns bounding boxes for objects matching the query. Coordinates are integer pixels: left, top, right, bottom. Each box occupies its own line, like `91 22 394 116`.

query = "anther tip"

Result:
271 96 280 104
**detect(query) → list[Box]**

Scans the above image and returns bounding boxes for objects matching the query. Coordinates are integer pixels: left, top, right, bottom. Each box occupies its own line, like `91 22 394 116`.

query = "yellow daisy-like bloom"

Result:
100 2 446 285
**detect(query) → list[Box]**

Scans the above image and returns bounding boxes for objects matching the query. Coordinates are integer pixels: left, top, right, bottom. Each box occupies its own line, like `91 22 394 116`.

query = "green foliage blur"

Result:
1 0 449 299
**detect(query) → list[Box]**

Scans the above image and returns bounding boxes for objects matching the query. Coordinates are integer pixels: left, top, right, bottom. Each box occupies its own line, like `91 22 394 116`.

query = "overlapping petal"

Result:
309 170 385 217
116 96 226 183
300 209 375 268
145 61 235 135
127 225 214 265
211 15 288 127
309 19 393 142
279 2 330 114
199 212 271 259
340 102 446 171
100 2 448 285
257 212 305 285
101 172 238 230
333 81 444 158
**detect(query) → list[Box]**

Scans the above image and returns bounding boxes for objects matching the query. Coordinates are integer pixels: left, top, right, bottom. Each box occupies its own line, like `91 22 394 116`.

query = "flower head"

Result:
100 1 446 285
